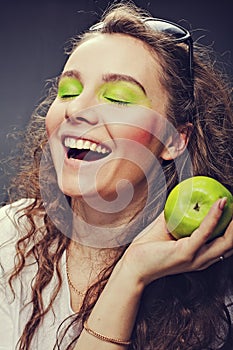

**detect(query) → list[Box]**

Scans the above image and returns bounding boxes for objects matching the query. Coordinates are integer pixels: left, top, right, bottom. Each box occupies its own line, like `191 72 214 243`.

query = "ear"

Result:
160 123 193 161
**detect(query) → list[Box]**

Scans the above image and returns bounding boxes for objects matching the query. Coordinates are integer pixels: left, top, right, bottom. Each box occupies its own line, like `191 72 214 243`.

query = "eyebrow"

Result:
59 70 147 95
59 70 82 81
102 73 147 95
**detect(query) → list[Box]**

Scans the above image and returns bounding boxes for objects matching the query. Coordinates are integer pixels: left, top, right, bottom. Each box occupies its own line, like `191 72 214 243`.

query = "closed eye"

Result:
105 97 131 106
57 76 83 100
59 94 80 99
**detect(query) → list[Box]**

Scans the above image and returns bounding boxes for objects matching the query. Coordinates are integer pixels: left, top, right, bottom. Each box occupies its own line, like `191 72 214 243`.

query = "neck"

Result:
67 236 124 287
70 182 148 248
68 239 122 265
66 239 123 312
72 179 148 224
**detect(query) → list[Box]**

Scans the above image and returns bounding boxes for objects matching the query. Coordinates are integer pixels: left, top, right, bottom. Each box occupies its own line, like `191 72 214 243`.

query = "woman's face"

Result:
45 33 169 200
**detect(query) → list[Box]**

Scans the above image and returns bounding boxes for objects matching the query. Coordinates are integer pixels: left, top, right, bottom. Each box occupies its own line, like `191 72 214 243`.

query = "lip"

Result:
59 133 112 168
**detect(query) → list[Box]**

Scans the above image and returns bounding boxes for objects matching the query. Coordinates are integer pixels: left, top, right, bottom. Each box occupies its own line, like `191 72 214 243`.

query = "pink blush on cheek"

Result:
113 125 154 146
111 121 165 158
106 106 166 148
129 128 153 145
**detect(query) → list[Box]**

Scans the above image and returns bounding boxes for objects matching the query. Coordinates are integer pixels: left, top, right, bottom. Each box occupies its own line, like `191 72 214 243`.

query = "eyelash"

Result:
59 94 80 99
58 90 131 106
105 97 130 106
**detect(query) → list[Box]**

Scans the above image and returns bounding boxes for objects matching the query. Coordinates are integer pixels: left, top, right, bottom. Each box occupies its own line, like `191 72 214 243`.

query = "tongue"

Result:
68 148 106 161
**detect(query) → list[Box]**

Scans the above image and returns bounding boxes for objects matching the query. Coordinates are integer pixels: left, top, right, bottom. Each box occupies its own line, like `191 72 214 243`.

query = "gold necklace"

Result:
66 251 86 297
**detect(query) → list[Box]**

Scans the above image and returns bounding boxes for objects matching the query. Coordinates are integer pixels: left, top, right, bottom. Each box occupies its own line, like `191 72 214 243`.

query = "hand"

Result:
121 198 233 287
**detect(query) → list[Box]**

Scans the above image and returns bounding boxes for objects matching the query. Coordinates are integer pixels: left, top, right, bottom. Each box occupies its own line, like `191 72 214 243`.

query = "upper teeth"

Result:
64 137 110 154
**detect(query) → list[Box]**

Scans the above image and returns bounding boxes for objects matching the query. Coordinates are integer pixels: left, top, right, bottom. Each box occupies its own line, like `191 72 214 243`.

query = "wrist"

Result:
82 254 145 348
111 257 145 296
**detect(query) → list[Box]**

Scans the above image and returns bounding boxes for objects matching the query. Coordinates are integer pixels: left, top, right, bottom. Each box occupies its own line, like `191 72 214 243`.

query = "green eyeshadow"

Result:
58 77 83 99
99 81 151 107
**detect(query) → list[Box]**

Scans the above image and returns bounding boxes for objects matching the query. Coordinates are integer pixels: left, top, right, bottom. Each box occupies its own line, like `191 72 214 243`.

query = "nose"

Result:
65 96 99 125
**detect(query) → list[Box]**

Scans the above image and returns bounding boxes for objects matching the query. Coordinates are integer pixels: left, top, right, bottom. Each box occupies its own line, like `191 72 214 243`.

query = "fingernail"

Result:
218 197 227 210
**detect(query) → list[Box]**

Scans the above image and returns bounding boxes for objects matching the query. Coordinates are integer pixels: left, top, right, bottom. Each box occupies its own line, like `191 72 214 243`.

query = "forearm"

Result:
74 260 144 349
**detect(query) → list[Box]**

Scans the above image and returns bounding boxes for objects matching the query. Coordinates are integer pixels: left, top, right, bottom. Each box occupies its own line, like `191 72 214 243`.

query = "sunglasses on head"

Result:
90 17 194 101
143 18 193 83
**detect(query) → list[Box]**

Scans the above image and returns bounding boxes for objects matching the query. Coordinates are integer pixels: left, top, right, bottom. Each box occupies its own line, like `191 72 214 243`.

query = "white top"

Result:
1 200 233 349
0 200 78 350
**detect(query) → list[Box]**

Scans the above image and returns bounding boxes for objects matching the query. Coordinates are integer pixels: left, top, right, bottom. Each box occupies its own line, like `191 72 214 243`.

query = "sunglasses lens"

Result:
89 22 104 31
90 19 189 42
144 19 188 41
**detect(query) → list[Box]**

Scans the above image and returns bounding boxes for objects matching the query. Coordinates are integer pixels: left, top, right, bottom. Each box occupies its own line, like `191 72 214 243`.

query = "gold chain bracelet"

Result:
83 321 132 346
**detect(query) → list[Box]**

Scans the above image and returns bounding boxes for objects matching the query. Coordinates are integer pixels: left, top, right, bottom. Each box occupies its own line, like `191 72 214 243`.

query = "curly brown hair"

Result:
4 2 233 349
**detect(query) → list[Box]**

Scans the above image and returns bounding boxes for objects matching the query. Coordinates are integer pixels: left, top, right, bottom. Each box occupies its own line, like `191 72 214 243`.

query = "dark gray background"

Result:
1 0 233 202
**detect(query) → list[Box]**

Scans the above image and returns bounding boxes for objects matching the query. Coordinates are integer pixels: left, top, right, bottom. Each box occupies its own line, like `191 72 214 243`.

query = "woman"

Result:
1 2 233 349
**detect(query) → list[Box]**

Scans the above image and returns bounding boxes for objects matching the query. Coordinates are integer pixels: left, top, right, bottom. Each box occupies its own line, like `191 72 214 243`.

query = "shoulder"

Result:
0 198 33 242
0 199 34 275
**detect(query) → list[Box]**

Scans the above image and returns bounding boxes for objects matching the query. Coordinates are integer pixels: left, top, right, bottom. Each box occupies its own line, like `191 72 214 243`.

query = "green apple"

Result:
164 176 233 240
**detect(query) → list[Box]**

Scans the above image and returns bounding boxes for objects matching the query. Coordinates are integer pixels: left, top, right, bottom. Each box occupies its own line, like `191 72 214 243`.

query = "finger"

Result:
221 218 233 246
223 248 233 259
189 197 227 250
196 248 233 271
205 218 233 256
191 219 233 269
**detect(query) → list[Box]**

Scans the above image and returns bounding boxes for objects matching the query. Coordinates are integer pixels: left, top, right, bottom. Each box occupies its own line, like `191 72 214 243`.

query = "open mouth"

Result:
63 137 111 162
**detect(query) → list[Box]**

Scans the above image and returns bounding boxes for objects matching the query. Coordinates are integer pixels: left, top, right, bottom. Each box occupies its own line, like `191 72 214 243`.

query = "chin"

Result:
57 175 97 199
58 180 82 198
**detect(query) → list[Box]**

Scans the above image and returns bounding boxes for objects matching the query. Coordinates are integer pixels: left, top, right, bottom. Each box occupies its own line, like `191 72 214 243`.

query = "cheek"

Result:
109 124 153 146
106 106 167 148
128 128 152 146
131 128 164 157
109 125 165 160
45 101 65 137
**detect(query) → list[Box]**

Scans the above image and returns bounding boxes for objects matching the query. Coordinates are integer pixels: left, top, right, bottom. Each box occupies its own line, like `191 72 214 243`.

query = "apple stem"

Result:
193 203 200 211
